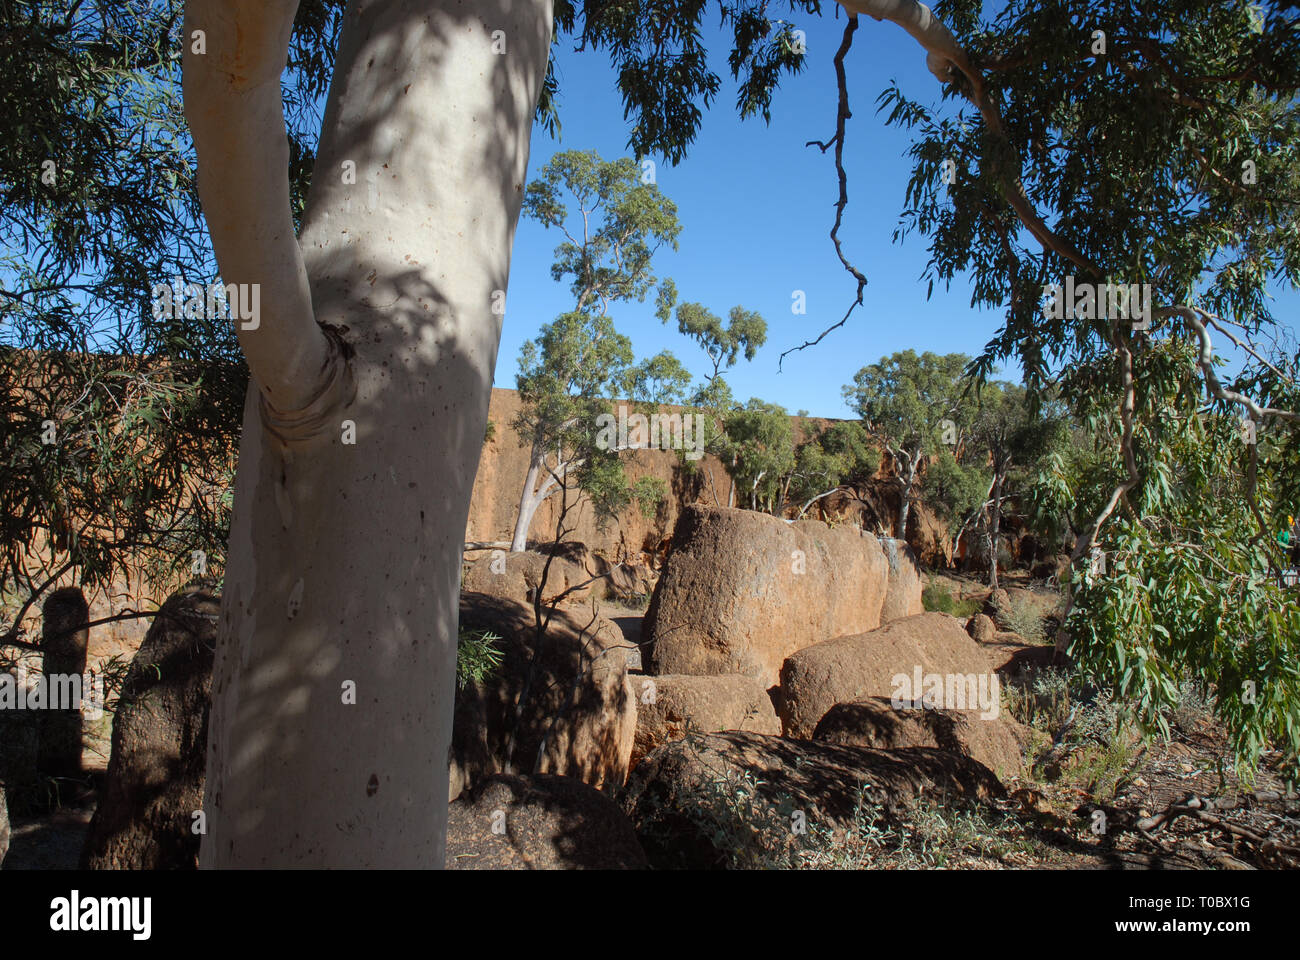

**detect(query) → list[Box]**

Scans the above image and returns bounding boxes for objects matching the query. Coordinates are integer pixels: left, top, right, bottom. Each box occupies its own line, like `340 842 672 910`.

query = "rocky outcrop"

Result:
967 613 997 643
81 587 217 870
777 612 999 739
621 731 1004 869
38 587 90 778
812 697 1025 779
630 674 779 766
446 773 647 869
879 538 924 622
453 594 636 801
646 506 916 689
908 500 955 568
462 550 595 606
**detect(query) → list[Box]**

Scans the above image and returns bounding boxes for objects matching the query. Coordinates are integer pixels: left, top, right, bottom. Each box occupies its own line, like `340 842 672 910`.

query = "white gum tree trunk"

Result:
185 0 551 868
509 456 546 552
894 451 917 539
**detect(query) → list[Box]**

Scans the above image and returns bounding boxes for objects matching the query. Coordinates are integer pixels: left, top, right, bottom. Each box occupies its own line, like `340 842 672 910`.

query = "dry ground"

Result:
5 573 1296 870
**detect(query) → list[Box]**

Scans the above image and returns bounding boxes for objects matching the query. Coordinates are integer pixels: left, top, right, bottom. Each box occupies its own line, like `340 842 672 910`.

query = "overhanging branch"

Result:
782 15 867 369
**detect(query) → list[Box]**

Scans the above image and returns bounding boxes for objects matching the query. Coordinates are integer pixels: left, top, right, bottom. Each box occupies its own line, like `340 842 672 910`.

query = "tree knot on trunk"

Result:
258 324 356 451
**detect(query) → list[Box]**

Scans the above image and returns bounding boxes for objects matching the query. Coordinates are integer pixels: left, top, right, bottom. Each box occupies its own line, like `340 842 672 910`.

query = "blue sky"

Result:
501 7 1300 419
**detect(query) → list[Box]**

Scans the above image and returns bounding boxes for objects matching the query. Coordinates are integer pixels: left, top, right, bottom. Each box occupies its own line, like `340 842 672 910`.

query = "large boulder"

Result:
879 538 924 622
646 506 906 689
81 587 217 870
812 697 1025 779
38 587 90 778
630 674 779 767
453 594 636 801
463 550 596 606
778 612 1000 738
621 731 1004 869
446 773 647 869
967 613 997 643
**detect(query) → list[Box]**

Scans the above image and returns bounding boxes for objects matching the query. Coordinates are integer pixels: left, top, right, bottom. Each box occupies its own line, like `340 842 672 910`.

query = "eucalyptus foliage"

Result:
843 350 972 534
875 0 1300 772
512 150 685 543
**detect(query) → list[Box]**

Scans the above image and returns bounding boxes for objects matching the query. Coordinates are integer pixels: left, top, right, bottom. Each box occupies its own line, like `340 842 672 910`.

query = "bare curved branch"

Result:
783 15 868 369
1159 306 1300 424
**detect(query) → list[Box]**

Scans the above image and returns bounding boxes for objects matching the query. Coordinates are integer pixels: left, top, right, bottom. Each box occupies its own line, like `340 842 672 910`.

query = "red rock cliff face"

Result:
465 389 733 563
467 389 958 567
13 389 957 687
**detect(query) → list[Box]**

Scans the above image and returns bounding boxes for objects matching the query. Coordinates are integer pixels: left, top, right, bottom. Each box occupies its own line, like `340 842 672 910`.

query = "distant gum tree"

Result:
509 149 684 552
785 419 879 520
843 350 971 538
965 382 1068 589
673 301 768 504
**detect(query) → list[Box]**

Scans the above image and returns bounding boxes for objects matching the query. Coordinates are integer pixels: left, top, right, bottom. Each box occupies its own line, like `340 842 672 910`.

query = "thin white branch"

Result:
1160 306 1300 423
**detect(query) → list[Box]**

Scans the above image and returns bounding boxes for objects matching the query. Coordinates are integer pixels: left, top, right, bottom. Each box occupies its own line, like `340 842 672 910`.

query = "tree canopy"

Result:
865 0 1300 773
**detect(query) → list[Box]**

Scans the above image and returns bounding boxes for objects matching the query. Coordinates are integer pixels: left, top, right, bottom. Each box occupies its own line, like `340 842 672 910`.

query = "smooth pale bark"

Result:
894 450 918 539
183 0 332 412
510 457 546 552
835 0 968 84
987 472 1003 590
187 0 551 868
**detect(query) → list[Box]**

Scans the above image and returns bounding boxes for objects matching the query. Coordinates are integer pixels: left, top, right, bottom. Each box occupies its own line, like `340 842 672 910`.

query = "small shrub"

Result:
456 627 504 689
1006 672 1144 798
631 739 807 869
1002 666 1083 753
921 580 981 618
884 797 1042 868
1001 593 1048 644
1058 692 1143 799
1169 680 1215 734
649 733 1047 869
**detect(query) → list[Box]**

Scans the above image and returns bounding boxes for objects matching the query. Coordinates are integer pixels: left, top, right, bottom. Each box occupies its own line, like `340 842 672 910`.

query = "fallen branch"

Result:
1134 794 1300 861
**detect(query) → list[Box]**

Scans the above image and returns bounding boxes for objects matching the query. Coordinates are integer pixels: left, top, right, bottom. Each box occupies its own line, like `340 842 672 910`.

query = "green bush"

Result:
456 627 504 690
921 581 981 618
